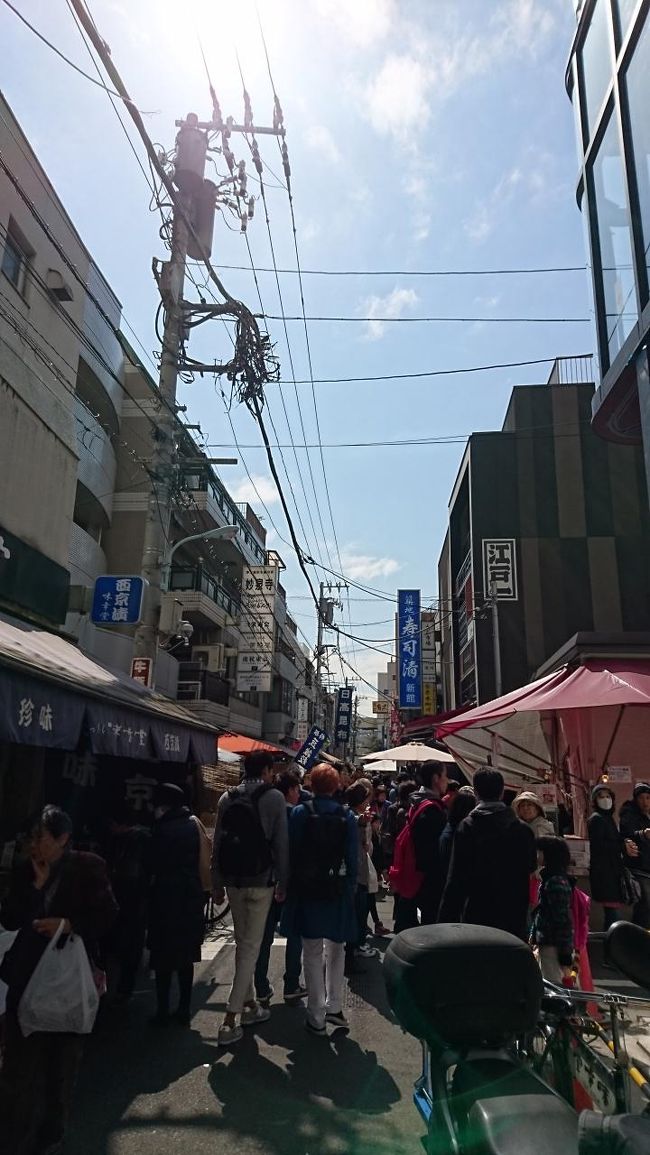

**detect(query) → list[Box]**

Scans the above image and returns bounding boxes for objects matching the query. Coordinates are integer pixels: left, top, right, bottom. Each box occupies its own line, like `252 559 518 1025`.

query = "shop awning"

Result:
218 734 285 756
0 611 217 763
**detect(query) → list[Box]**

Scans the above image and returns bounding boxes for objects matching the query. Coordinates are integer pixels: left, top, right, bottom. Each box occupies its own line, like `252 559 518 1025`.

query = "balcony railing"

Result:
455 549 472 595
183 475 266 563
169 565 239 617
177 663 230 706
546 355 594 386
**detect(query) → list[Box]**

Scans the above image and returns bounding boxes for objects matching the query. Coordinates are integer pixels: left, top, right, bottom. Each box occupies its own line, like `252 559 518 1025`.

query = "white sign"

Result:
295 720 310 743
236 668 272 693
297 697 309 722
605 766 632 783
422 659 437 679
483 539 518 601
238 652 272 672
531 783 558 809
565 836 590 876
238 613 275 654
241 565 278 609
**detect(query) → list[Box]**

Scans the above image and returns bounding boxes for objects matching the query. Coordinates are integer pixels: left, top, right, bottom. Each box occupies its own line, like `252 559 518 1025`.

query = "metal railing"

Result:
546 354 594 386
169 565 239 617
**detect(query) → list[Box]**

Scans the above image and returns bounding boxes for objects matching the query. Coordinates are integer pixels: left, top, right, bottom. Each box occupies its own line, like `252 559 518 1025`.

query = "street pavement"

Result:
66 897 423 1155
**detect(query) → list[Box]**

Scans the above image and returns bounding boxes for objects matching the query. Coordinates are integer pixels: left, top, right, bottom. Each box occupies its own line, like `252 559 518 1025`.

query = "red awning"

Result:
218 734 285 756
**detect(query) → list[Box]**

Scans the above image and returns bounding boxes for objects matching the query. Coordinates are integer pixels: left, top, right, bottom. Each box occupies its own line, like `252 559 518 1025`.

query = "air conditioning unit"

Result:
192 643 225 673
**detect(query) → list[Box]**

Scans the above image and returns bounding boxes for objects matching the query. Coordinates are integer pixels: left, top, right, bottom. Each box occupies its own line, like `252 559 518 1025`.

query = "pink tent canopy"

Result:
435 660 650 791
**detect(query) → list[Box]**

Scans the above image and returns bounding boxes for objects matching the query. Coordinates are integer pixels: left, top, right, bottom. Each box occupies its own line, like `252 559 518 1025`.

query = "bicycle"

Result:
519 924 650 1115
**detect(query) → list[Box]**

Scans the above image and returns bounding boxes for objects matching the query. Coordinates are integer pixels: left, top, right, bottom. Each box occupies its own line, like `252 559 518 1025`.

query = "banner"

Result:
335 686 353 745
294 725 328 772
398 589 421 709
237 564 279 693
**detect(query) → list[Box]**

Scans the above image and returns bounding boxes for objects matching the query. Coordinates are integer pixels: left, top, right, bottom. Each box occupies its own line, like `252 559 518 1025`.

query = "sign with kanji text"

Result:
130 657 152 687
482 540 518 601
241 565 278 610
422 683 437 715
372 700 390 714
294 725 328 771
91 576 145 625
604 766 632 784
398 589 421 709
335 686 354 745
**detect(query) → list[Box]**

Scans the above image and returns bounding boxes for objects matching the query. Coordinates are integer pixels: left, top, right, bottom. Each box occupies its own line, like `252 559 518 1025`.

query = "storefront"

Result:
0 611 217 887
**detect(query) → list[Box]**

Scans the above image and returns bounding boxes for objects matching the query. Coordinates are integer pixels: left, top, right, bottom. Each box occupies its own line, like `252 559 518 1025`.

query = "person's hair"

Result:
310 764 340 796
36 805 73 841
417 761 449 789
398 780 417 806
445 780 461 794
473 767 504 802
447 790 476 829
153 782 186 810
276 770 301 798
346 782 370 809
537 835 571 874
244 751 274 779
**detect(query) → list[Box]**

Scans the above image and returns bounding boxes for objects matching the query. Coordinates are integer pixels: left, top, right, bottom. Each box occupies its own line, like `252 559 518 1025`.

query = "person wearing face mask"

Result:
620 782 650 928
588 784 626 930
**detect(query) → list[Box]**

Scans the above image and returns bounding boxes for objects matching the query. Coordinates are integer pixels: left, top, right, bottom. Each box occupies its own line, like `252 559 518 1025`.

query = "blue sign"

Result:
91 575 145 626
294 725 328 772
335 686 353 745
398 589 421 709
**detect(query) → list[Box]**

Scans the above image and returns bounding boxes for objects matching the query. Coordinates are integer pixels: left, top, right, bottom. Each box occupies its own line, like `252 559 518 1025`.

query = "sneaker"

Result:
241 1004 271 1027
284 986 307 1003
325 1011 349 1028
356 945 379 958
305 1017 327 1037
217 1021 244 1046
257 984 275 1008
373 923 391 937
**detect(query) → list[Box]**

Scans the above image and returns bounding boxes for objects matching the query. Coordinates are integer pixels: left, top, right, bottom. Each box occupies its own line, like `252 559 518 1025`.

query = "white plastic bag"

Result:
0 925 19 1016
18 920 99 1036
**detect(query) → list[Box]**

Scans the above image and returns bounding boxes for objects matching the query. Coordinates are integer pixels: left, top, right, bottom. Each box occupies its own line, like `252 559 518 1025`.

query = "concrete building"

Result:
567 1 650 500
437 358 650 709
0 93 90 625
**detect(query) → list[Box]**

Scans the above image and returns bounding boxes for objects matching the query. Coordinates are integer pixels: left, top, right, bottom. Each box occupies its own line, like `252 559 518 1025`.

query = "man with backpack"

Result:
211 751 289 1046
280 764 358 1036
389 761 448 929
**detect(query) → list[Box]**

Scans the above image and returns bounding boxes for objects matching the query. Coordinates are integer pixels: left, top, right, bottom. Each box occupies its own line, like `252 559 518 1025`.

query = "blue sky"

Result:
1 0 594 703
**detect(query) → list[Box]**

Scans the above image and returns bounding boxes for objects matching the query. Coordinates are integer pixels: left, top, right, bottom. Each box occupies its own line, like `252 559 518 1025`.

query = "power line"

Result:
204 421 592 450
1 0 148 104
278 356 591 385
261 313 592 325
214 263 588 278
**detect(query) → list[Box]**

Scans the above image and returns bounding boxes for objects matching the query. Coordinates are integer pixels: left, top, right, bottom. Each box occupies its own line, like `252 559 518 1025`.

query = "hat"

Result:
154 782 186 809
633 782 650 799
592 783 615 805
513 791 544 816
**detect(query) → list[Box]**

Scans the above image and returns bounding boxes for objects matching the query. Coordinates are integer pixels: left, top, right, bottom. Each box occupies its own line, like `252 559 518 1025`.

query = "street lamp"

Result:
161 524 239 591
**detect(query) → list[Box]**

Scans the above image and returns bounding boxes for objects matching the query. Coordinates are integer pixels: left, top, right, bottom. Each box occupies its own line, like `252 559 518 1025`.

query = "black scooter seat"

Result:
469 1093 578 1155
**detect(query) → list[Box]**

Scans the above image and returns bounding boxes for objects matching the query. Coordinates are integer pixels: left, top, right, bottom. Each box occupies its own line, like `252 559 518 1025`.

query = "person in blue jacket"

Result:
281 763 358 1036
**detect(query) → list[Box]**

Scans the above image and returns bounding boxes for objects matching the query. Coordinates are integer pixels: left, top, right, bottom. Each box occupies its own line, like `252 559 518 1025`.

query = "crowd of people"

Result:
3 755 650 1152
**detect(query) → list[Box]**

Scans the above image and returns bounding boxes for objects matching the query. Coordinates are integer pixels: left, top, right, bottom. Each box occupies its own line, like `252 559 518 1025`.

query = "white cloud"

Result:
363 54 432 140
304 124 341 165
464 149 569 244
314 0 396 48
341 550 400 581
362 285 418 340
230 475 279 506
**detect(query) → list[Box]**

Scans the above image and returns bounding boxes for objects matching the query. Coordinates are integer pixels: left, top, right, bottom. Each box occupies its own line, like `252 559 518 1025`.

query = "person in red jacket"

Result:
0 805 117 1155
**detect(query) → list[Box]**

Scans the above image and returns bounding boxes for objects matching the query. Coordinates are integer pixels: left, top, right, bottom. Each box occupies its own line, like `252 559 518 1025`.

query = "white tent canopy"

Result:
361 758 397 774
361 743 456 764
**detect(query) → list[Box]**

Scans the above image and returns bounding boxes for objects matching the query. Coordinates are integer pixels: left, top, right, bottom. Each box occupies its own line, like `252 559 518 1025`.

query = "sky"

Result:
0 0 594 707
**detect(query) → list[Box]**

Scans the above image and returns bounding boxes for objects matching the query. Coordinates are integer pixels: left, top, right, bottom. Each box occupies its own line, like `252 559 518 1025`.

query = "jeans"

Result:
226 885 275 1014
633 875 650 929
302 938 345 1029
254 899 303 998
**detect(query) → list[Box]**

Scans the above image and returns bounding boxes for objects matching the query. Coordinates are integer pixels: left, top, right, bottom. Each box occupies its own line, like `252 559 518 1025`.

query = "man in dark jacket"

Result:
410 761 449 925
620 782 650 927
0 805 117 1155
438 766 536 940
148 783 204 1026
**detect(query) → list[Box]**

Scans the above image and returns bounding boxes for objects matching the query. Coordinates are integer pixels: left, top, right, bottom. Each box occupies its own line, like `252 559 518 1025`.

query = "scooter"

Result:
383 921 650 1155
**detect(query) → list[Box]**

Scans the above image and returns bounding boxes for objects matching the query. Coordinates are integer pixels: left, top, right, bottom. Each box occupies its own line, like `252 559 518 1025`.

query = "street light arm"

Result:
169 531 223 562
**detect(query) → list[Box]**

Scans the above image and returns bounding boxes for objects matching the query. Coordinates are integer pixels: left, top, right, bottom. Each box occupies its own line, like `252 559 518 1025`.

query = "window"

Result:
591 111 638 365
580 0 614 137
625 10 650 300
1 219 32 297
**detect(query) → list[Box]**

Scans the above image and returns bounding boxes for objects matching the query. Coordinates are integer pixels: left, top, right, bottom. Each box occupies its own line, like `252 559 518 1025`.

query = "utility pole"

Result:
489 581 503 698
133 171 196 673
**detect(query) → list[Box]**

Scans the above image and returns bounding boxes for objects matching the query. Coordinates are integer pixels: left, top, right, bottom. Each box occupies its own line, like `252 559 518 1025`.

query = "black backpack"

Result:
293 800 348 901
218 785 273 880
